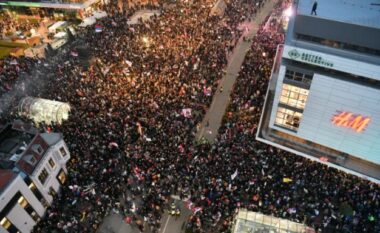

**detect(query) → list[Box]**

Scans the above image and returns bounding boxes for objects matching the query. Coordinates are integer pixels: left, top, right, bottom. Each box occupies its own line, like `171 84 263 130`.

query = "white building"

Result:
257 0 380 182
0 120 70 233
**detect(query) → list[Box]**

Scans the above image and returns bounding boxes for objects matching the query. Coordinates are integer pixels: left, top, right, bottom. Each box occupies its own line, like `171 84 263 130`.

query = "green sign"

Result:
288 49 334 68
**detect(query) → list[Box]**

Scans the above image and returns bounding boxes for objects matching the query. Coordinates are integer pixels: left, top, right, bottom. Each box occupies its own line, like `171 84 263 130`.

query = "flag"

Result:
10 59 18 65
287 207 297 214
108 142 119 148
136 122 143 135
193 207 203 214
203 86 212 96
181 108 192 118
95 25 103 33
125 60 133 67
283 178 293 183
231 169 238 180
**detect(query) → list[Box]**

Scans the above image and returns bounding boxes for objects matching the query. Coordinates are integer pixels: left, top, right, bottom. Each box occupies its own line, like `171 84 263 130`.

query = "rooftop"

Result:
0 169 17 193
297 0 380 29
232 210 315 233
0 121 62 175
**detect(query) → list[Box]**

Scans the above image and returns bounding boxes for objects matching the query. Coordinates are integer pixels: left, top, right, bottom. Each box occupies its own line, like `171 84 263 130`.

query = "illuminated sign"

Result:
288 49 334 67
332 111 371 132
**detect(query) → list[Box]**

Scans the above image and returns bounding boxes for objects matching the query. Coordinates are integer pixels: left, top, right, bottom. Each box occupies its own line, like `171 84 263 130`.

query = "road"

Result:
97 197 191 233
195 0 279 143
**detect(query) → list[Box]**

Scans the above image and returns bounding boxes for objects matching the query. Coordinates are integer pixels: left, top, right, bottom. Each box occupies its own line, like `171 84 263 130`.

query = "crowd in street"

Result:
0 56 37 96
0 11 39 38
0 0 379 233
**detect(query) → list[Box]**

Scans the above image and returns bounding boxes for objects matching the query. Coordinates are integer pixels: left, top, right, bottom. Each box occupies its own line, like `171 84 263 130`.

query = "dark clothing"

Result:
311 2 318 15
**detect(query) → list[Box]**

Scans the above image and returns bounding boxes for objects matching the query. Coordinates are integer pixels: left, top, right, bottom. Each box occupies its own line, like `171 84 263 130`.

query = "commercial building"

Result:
0 120 70 233
257 0 380 182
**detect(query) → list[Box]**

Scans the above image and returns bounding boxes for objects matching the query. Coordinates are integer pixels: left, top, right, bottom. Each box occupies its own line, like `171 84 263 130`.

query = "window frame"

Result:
38 168 49 185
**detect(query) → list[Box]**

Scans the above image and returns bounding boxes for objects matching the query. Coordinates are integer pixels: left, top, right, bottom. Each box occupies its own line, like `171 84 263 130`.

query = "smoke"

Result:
0 53 65 118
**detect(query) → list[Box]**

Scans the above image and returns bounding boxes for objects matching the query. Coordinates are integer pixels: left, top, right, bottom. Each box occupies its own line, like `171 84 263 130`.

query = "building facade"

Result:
257 0 380 182
0 121 70 233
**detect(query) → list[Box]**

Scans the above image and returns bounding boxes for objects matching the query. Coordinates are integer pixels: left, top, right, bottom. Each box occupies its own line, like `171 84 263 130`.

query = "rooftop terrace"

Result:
297 0 380 29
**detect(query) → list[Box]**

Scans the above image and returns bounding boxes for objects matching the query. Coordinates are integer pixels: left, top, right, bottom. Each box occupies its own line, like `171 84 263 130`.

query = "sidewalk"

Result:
195 0 278 143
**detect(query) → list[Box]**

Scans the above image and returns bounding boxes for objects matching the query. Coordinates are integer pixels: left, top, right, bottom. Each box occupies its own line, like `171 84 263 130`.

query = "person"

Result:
311 1 318 15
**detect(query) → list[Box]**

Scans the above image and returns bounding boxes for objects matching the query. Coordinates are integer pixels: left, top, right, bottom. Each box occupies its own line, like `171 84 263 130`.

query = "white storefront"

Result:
257 44 380 182
268 46 380 166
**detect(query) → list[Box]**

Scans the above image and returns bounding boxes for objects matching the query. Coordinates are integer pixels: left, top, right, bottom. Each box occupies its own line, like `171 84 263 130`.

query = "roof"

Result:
0 121 63 175
233 210 315 233
16 134 50 175
0 169 17 193
40 133 62 146
297 0 380 29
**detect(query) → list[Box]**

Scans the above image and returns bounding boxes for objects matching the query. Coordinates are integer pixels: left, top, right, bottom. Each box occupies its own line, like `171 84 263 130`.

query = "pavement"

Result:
195 0 279 143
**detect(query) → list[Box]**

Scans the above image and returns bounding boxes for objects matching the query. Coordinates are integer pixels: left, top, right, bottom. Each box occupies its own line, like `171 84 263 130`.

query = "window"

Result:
27 181 48 207
296 33 380 57
38 168 49 185
18 196 28 208
279 84 310 109
32 144 44 155
59 147 67 157
275 107 303 131
48 158 56 169
18 195 40 222
24 154 37 166
285 69 313 85
57 169 66 185
30 211 40 222
1 217 19 233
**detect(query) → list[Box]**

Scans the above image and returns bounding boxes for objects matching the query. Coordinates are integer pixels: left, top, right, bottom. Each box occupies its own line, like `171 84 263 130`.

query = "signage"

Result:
288 49 333 67
332 111 371 133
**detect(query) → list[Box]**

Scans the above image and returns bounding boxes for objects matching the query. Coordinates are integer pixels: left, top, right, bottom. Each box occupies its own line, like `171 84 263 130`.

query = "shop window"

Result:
275 107 303 132
48 158 56 169
38 168 49 185
59 147 67 157
57 169 66 185
279 84 310 110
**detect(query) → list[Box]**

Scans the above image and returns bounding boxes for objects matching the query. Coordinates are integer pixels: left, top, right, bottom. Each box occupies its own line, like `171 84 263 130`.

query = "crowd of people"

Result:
0 11 39 38
0 0 379 233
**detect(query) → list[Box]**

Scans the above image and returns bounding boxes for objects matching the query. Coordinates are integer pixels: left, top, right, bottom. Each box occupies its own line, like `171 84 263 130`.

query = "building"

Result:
0 0 106 18
256 0 380 182
0 120 70 233
231 209 315 233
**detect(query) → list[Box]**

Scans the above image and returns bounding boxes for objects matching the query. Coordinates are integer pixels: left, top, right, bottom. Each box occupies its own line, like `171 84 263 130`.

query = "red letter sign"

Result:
332 111 371 132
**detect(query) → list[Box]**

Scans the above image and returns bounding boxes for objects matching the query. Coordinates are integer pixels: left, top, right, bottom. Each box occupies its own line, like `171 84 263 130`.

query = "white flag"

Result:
231 169 238 180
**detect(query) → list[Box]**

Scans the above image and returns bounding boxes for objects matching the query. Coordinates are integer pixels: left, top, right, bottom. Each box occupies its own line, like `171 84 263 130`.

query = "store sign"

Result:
332 111 371 133
288 49 334 67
